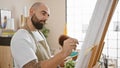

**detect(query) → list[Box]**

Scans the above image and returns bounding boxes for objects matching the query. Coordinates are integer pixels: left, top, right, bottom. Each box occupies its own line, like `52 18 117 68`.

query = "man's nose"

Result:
44 14 49 20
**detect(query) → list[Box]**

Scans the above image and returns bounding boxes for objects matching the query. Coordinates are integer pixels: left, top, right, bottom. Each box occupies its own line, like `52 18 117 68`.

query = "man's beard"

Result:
31 14 45 30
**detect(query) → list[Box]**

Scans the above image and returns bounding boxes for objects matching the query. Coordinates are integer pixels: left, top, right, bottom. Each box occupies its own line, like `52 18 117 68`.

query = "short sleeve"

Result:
10 29 37 68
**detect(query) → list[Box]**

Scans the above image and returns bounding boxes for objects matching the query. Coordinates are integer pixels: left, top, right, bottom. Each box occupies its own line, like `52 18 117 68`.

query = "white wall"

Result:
41 0 66 54
0 0 65 54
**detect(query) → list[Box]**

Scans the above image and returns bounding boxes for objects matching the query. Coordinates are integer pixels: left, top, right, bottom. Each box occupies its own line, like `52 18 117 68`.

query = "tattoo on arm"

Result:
23 59 41 68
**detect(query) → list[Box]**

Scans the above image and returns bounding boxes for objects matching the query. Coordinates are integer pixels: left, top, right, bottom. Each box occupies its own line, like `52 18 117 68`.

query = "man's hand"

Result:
62 38 78 57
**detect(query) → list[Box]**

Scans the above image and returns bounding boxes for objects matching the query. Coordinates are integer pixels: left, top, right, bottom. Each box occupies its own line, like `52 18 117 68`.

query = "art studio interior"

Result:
0 0 120 68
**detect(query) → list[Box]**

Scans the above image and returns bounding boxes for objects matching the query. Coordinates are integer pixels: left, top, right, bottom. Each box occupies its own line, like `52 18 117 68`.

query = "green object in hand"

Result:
64 60 75 68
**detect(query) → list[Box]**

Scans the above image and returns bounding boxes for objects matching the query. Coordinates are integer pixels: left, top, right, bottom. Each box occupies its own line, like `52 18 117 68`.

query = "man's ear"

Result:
29 8 34 16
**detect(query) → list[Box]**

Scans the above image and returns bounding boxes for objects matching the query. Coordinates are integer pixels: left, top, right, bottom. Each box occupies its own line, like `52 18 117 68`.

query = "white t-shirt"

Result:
10 29 44 68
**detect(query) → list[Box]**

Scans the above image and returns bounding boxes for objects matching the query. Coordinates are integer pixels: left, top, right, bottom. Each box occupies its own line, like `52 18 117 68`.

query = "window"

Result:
67 0 97 49
67 0 120 67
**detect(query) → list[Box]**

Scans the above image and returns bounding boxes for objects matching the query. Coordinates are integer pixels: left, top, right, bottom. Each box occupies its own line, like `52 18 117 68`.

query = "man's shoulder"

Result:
16 29 28 33
12 29 29 39
15 29 28 35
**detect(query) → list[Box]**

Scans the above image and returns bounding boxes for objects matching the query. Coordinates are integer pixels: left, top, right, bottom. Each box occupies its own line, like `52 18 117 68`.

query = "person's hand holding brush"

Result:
58 35 79 57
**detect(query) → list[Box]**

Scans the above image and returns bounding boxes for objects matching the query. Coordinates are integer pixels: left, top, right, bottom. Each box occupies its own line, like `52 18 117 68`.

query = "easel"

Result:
88 0 118 68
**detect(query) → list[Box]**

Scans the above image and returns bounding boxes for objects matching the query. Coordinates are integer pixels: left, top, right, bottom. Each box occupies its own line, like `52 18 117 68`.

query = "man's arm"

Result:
23 51 66 68
23 38 77 68
23 59 41 68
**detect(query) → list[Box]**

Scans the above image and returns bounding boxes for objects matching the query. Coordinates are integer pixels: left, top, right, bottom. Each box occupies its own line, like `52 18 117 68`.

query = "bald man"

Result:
10 2 78 68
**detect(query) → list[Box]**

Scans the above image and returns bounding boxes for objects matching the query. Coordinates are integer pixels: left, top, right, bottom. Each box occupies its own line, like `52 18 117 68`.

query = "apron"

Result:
26 28 59 68
35 31 51 61
32 31 60 68
27 29 51 61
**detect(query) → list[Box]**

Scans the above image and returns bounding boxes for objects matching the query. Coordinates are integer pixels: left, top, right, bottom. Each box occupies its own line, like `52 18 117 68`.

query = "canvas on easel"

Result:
75 0 118 68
